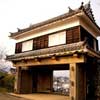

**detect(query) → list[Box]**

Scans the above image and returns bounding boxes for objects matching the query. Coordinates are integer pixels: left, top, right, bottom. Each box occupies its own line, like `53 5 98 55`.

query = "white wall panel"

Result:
48 31 66 46
22 40 33 52
16 19 79 42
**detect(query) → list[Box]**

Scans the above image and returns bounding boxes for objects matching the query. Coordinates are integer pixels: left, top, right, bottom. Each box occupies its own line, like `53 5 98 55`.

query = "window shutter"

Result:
15 42 22 53
33 35 48 50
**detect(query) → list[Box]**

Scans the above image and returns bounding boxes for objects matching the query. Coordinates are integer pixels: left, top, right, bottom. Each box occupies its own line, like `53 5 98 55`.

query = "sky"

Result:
0 0 100 54
54 70 69 77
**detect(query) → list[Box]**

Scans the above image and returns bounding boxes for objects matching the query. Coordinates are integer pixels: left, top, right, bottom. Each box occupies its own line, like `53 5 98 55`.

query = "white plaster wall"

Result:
16 18 80 42
22 40 33 52
13 12 100 44
48 31 66 46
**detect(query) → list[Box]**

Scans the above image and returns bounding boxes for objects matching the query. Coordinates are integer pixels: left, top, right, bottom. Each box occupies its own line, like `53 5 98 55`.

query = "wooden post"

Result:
70 63 78 100
14 67 21 93
70 63 86 100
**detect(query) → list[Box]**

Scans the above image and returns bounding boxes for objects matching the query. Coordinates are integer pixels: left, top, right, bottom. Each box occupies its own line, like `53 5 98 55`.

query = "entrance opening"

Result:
53 70 70 95
30 64 70 95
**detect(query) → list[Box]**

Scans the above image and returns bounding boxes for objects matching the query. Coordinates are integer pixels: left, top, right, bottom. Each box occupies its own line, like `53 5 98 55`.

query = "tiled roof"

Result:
10 10 80 37
10 2 97 37
7 41 85 61
83 2 95 22
7 41 100 61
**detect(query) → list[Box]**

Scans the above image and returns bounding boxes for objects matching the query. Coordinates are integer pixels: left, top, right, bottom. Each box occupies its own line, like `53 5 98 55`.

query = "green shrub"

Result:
0 72 15 92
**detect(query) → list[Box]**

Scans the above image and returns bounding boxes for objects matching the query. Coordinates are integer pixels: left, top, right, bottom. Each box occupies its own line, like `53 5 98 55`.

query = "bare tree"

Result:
0 46 7 60
0 46 12 73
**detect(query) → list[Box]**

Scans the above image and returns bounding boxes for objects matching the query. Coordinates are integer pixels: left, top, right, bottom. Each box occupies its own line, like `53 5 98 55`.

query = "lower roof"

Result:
7 41 100 61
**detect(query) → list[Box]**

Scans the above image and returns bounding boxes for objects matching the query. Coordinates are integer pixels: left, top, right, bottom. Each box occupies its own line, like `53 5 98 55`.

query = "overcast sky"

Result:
0 0 100 54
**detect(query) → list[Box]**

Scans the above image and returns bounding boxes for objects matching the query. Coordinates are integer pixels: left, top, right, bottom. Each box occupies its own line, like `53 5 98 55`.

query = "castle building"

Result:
8 2 100 100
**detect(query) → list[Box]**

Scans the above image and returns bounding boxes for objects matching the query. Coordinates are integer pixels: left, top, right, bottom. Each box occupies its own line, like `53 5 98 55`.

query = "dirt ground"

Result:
0 93 69 100
10 93 69 100
0 93 29 100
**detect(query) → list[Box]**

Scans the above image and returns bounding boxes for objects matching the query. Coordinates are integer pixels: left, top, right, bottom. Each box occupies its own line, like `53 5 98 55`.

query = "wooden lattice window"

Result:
33 35 48 50
15 42 22 53
66 26 80 44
